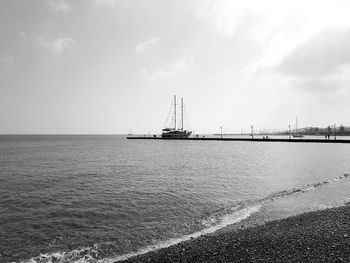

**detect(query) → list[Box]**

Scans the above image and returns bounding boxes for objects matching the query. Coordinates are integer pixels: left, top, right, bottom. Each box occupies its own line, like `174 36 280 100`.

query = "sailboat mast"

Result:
181 97 184 130
174 95 176 130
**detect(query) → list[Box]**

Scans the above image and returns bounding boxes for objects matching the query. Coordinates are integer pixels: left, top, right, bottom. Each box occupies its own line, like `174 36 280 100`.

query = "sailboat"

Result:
161 95 192 138
292 117 304 138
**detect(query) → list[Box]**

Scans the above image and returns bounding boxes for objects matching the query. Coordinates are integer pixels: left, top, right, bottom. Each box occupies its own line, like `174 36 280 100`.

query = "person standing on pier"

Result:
327 126 332 140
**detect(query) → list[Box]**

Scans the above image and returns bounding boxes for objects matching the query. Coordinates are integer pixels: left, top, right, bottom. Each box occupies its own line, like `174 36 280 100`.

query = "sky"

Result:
1 0 350 134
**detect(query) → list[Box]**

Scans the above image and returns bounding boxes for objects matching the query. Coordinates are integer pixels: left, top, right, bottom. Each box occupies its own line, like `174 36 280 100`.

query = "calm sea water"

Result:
1 135 350 262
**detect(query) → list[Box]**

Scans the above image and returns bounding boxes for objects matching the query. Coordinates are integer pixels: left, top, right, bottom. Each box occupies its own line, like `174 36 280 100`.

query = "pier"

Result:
126 136 350 144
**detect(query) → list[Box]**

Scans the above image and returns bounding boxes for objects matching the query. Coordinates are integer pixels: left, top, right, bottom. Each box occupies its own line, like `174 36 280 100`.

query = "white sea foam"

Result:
201 217 217 227
20 247 97 263
19 205 261 263
107 204 261 262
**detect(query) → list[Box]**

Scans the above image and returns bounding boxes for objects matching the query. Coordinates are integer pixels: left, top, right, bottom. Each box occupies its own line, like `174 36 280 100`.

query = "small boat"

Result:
161 95 192 138
292 133 304 138
292 117 304 138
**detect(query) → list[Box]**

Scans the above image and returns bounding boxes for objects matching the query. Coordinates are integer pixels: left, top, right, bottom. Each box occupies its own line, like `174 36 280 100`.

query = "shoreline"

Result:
119 203 350 263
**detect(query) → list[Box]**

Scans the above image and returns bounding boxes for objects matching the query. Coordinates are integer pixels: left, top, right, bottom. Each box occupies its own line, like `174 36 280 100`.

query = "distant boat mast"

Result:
181 97 184 131
174 95 176 130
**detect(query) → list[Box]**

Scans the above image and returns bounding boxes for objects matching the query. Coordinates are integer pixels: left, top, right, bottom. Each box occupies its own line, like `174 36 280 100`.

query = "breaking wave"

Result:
109 205 261 262
259 173 349 203
22 247 99 263
19 173 349 263
20 205 261 263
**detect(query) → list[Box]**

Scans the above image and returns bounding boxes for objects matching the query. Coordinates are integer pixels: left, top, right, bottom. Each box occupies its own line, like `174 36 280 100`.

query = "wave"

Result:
20 205 261 263
258 173 349 203
20 173 349 263
201 173 350 229
106 205 261 262
22 247 99 263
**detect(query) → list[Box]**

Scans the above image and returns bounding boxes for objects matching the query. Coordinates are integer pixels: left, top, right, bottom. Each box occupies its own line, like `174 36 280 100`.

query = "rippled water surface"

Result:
1 135 350 262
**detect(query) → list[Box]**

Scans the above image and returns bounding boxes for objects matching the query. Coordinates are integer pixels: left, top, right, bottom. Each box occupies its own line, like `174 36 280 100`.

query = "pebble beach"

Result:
120 203 350 263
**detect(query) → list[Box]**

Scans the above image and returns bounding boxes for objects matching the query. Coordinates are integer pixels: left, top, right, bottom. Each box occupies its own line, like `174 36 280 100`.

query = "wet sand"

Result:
119 204 350 263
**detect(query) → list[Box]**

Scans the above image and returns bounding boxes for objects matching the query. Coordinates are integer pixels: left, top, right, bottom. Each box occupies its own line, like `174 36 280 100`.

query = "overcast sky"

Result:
1 0 350 134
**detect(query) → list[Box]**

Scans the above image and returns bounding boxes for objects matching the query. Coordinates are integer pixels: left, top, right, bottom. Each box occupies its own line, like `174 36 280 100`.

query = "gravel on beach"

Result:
119 204 350 263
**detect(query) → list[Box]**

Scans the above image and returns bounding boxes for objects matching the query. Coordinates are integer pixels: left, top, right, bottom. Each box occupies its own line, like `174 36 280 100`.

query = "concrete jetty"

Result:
126 136 350 144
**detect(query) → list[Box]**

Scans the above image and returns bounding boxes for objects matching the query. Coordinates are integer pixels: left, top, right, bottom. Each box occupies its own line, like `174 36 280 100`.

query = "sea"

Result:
1 134 350 263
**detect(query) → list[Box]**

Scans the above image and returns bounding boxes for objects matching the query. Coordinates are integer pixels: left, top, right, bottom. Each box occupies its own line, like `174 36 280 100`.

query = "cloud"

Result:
291 72 350 104
135 37 161 53
19 31 77 55
94 0 116 6
191 0 350 73
142 58 192 80
19 31 29 43
192 0 350 37
46 0 71 14
191 0 254 36
194 0 350 106
279 28 350 77
0 57 14 76
295 77 341 94
191 0 301 38
31 35 76 56
274 27 350 103
1 57 15 66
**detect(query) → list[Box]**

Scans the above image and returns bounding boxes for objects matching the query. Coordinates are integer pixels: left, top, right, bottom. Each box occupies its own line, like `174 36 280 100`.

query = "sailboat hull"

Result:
161 130 192 138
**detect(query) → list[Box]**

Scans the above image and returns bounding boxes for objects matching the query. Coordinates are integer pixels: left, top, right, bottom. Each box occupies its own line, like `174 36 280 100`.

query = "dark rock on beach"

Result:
119 204 350 263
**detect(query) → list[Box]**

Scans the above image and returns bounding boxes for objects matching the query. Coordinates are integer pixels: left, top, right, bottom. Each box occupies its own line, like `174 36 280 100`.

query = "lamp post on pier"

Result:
288 124 291 140
220 126 222 139
251 125 254 139
334 123 337 140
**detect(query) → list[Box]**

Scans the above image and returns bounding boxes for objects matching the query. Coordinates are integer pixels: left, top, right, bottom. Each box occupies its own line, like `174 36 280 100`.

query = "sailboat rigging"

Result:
161 95 192 138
